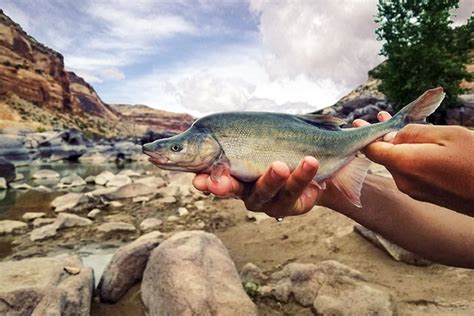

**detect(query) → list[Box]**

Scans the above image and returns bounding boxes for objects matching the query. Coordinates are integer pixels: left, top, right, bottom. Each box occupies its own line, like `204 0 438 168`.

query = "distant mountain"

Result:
0 9 193 137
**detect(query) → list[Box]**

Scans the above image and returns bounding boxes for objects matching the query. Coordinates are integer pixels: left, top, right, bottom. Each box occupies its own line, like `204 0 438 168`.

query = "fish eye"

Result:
170 144 183 152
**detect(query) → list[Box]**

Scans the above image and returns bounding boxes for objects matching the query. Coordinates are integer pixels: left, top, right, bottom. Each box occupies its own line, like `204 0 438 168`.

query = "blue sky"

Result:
2 0 473 116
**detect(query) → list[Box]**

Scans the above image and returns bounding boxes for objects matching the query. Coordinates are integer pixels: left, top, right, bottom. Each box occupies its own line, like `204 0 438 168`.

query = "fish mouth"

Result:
143 150 169 166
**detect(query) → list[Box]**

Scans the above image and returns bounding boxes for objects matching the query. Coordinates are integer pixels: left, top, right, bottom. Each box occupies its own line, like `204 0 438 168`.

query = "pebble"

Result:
22 212 46 221
87 209 101 219
178 207 189 217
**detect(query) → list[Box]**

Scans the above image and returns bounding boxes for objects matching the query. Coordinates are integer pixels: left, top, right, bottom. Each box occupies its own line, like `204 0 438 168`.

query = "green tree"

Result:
375 0 473 118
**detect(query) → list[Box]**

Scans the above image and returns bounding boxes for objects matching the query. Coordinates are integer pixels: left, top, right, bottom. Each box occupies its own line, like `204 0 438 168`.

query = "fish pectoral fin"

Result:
210 159 231 182
330 156 371 208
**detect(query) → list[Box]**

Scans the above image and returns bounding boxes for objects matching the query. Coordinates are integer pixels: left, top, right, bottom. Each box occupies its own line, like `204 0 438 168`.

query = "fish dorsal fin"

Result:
296 114 345 130
330 156 371 208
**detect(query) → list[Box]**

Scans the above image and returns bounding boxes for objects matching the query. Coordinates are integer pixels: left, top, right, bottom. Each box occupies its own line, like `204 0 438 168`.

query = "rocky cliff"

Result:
0 10 192 137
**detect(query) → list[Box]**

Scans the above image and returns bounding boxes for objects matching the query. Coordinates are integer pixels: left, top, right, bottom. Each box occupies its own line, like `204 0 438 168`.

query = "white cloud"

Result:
249 0 384 90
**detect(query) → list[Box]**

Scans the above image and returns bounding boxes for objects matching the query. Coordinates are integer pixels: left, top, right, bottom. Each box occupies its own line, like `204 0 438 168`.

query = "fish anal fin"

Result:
296 114 346 130
330 156 371 208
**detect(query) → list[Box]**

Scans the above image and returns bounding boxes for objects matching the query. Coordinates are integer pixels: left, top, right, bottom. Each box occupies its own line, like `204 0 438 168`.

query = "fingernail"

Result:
303 162 314 172
271 169 283 180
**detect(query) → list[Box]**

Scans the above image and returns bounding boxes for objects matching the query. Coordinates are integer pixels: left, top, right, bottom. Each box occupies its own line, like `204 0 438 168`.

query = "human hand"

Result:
354 114 474 214
192 157 321 218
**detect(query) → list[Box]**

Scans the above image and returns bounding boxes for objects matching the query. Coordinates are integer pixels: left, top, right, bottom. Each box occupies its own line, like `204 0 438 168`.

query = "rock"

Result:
106 175 132 187
157 196 177 204
57 173 86 189
33 185 52 192
14 172 24 182
0 255 93 315
139 218 163 232
79 152 108 163
0 135 31 166
268 261 367 307
32 169 60 179
85 186 117 198
9 182 32 190
97 222 136 234
95 170 115 186
313 278 394 315
38 129 88 161
32 218 56 228
354 224 432 266
178 207 189 216
87 208 101 219
30 224 58 241
167 215 179 222
98 231 163 303
0 220 28 235
132 196 150 203
141 231 257 316
55 213 92 229
51 192 88 213
0 177 6 190
22 212 46 221
118 169 141 177
194 200 206 211
240 262 268 283
157 185 180 198
109 201 123 208
134 176 166 189
247 211 270 224
105 183 155 200
84 175 96 183
0 157 15 183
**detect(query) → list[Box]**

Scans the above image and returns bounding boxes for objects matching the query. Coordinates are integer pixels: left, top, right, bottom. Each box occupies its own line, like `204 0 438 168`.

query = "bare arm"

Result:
320 174 474 268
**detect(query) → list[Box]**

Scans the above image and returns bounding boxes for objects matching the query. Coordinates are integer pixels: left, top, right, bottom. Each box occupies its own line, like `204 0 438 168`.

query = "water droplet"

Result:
276 217 284 222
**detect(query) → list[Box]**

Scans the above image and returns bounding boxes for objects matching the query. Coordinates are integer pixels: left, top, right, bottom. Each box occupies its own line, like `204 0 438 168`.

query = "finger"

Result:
292 183 320 216
377 111 392 122
206 175 239 197
383 131 397 142
353 119 369 127
245 161 290 209
192 174 209 191
364 141 399 166
278 156 319 206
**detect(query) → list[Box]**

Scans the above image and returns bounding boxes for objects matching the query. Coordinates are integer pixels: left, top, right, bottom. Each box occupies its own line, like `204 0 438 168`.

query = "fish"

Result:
143 87 445 207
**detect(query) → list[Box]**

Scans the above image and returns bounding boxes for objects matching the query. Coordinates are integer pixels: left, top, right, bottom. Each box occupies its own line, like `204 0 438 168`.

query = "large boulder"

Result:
55 213 92 229
0 135 31 166
94 170 115 186
57 173 86 189
30 224 58 241
98 231 163 303
141 231 257 316
38 129 88 161
106 175 132 187
0 255 94 315
0 157 16 183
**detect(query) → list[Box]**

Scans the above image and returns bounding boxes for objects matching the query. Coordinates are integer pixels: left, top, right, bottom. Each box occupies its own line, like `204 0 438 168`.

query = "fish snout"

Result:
142 142 156 154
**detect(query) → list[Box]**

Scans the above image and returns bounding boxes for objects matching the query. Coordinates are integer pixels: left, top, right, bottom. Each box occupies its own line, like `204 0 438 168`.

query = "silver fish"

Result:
143 87 445 207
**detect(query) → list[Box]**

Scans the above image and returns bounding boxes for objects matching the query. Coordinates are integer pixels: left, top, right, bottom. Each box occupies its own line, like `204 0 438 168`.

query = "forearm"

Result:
320 174 474 268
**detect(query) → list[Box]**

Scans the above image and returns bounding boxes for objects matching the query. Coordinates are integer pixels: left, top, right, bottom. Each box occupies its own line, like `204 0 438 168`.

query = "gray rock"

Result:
32 169 60 179
106 175 132 187
134 176 166 189
139 218 163 232
14 172 24 182
79 152 108 163
51 192 88 213
194 200 206 211
84 175 96 183
22 212 46 221
167 215 179 222
30 224 58 241
132 196 151 203
85 186 117 198
98 231 163 303
0 255 93 315
240 262 268 283
313 278 394 315
108 201 123 208
55 213 92 229
0 220 28 235
118 169 141 177
57 173 86 189
157 196 177 204
32 218 56 228
38 129 88 161
0 177 6 190
33 185 52 192
105 183 155 200
247 211 270 224
95 171 115 186
9 182 32 190
354 224 432 266
0 157 15 183
87 209 101 219
97 222 136 234
0 135 30 166
141 231 257 316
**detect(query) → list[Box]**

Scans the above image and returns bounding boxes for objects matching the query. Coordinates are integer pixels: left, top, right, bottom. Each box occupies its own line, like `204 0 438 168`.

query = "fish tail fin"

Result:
391 87 445 126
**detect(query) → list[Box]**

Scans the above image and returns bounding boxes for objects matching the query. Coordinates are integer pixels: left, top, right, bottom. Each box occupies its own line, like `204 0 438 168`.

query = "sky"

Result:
2 0 473 116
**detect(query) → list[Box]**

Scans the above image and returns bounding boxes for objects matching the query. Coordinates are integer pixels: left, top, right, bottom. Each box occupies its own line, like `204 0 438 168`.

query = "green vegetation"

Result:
375 0 473 117
242 281 259 300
